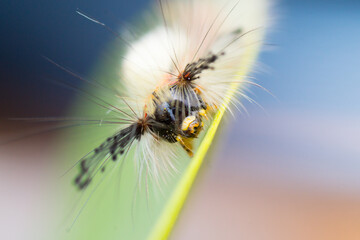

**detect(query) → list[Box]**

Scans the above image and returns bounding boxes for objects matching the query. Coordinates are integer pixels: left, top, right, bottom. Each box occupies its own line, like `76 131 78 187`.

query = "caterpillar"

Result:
71 0 270 191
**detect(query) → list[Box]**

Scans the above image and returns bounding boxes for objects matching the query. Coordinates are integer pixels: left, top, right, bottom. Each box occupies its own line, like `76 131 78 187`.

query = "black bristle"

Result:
79 179 91 190
80 160 87 172
75 175 81 184
74 123 143 191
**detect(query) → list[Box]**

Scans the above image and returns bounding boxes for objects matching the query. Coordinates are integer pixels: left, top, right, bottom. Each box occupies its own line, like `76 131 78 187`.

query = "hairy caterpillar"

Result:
68 0 270 192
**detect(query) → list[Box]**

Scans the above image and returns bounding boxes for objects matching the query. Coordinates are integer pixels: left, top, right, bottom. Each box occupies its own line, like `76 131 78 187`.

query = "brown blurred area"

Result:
174 169 360 240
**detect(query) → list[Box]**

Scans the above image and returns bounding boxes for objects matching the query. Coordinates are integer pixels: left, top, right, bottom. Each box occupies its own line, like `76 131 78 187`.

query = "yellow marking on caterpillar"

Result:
199 109 208 120
189 122 199 134
181 116 196 131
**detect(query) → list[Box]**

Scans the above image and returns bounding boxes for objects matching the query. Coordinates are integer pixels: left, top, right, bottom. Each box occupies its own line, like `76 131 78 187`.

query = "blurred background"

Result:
1 0 360 239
